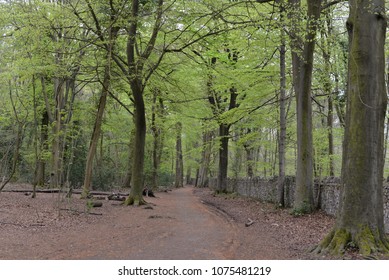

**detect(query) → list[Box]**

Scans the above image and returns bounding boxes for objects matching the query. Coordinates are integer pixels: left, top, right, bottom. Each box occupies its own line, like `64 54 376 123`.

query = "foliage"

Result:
0 0 363 188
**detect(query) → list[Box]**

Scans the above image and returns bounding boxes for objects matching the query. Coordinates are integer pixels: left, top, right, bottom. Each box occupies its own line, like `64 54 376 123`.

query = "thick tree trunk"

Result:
174 122 184 188
278 19 287 207
123 0 164 205
315 0 389 256
124 86 147 206
217 123 230 192
290 0 321 214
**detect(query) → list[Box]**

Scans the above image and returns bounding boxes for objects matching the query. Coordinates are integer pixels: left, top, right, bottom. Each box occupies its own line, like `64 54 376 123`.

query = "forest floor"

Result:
0 184 384 260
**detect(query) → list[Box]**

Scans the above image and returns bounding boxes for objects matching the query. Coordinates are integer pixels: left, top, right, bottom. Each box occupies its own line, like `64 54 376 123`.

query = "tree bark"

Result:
174 122 184 188
50 77 65 189
315 0 389 256
196 130 213 188
151 90 165 189
321 10 335 177
81 66 110 198
289 0 322 214
123 127 135 188
36 110 49 187
278 7 287 207
123 0 164 206
124 88 147 206
81 6 119 198
217 123 230 192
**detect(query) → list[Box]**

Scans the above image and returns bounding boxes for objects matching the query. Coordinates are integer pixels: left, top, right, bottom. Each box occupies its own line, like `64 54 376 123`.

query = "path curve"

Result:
127 186 239 259
5 186 239 259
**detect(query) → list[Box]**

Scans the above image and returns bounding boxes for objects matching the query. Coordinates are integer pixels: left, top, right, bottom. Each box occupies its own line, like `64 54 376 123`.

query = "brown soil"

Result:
0 184 350 260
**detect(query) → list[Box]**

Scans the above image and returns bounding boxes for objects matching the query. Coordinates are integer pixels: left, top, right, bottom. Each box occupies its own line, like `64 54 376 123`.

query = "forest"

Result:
0 0 388 257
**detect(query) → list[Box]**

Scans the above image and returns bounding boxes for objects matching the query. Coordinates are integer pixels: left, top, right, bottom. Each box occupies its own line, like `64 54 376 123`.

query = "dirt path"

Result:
0 185 341 259
0 186 238 260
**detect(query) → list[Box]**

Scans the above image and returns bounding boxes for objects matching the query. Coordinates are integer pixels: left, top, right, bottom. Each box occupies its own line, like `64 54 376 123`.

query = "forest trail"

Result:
0 185 337 260
0 186 238 260
122 187 239 260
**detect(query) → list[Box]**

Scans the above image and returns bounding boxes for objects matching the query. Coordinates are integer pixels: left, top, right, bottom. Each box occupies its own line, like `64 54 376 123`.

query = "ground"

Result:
0 184 377 260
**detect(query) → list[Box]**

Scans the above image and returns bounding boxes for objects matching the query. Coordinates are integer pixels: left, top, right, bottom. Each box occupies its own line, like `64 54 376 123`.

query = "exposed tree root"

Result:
313 226 389 257
123 195 147 206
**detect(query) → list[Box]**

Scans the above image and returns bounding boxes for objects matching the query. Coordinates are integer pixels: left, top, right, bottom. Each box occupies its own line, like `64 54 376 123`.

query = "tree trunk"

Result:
315 0 389 256
151 90 165 189
289 0 321 214
81 7 118 198
36 110 49 187
245 146 254 178
124 88 147 206
327 95 335 176
185 166 192 185
174 122 184 188
123 127 135 188
123 0 164 205
50 77 65 189
217 123 230 192
197 130 213 188
278 10 287 207
81 65 110 198
321 11 335 177
0 81 25 192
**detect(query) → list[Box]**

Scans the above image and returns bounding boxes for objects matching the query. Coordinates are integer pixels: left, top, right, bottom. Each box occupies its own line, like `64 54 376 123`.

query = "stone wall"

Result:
208 176 389 233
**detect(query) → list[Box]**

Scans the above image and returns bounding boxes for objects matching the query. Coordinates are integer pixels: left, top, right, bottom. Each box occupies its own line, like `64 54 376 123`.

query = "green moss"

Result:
317 230 335 251
124 195 146 206
291 201 313 216
315 225 389 257
354 225 376 255
330 229 351 254
354 225 389 255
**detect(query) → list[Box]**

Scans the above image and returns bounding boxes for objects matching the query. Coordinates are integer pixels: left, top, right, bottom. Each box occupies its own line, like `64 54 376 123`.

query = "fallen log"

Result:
88 201 103 208
1 189 130 197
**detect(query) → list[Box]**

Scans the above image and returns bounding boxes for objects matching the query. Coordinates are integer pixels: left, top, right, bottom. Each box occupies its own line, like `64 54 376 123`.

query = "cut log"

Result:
88 201 103 208
107 194 125 201
1 188 130 197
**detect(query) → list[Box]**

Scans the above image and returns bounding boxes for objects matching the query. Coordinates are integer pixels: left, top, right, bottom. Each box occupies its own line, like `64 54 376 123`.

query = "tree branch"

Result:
321 0 346 10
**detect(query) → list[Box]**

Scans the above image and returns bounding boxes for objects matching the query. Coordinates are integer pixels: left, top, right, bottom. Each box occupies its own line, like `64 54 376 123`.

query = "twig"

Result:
245 218 254 227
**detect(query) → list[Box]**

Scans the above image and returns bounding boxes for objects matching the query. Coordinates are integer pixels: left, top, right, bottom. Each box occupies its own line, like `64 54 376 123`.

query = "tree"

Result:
174 122 184 188
277 0 287 207
288 0 322 214
196 130 215 188
315 0 389 256
150 89 166 189
79 1 120 198
123 0 165 206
